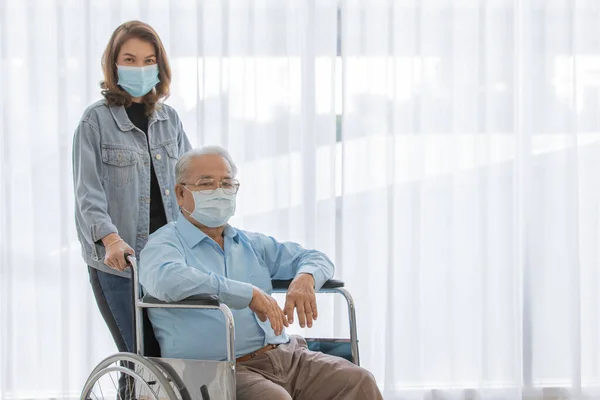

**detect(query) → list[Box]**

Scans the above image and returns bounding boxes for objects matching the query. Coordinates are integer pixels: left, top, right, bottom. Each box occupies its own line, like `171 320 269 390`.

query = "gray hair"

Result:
175 146 238 184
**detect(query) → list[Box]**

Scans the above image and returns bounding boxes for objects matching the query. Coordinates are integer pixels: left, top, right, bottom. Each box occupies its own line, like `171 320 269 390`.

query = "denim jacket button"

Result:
165 189 170 196
156 154 162 160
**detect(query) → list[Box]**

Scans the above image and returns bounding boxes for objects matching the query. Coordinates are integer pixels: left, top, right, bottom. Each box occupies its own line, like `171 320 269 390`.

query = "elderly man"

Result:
139 147 383 400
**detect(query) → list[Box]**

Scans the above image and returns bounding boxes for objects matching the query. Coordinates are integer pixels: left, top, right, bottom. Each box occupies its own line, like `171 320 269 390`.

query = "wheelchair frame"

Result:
81 255 359 400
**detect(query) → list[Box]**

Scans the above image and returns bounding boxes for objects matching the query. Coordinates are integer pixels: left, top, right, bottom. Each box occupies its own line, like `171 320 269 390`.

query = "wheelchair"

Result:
80 256 360 400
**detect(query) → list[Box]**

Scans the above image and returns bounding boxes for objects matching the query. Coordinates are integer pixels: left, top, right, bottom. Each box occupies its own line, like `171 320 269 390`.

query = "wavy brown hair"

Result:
100 21 171 115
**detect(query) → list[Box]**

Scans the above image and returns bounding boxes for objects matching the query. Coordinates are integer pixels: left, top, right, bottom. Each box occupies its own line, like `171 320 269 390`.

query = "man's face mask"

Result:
182 187 236 228
117 64 160 98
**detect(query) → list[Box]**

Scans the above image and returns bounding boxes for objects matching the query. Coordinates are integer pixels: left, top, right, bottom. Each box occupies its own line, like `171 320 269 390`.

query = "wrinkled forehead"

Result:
188 154 233 180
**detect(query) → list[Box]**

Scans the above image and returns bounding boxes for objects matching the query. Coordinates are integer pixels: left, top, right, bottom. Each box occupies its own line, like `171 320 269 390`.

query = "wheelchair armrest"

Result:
141 294 221 307
271 279 345 290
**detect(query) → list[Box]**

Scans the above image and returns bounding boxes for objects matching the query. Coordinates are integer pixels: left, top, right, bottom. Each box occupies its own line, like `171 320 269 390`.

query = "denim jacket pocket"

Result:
101 146 139 187
161 141 179 185
164 142 178 159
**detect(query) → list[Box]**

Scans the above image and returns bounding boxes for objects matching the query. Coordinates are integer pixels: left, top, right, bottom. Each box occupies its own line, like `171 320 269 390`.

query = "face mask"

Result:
117 64 160 98
182 187 236 228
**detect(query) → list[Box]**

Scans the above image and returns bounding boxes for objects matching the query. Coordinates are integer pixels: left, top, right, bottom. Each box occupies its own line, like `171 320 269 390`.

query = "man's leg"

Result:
236 367 292 400
271 336 383 400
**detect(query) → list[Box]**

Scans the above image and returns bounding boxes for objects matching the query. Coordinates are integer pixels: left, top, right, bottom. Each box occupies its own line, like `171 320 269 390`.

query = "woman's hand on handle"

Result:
102 233 135 271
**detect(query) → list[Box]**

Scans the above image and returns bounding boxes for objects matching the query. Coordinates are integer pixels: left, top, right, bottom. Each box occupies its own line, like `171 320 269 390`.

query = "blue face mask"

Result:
117 64 160 98
182 187 237 228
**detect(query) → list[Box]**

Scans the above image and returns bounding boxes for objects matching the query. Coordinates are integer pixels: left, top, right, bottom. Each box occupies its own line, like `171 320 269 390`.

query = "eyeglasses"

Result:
183 178 240 195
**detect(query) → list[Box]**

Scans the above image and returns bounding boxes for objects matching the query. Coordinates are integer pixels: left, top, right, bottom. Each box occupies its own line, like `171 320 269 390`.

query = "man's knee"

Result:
236 372 292 400
346 366 378 388
265 385 292 400
258 388 292 400
331 365 381 398
239 386 291 400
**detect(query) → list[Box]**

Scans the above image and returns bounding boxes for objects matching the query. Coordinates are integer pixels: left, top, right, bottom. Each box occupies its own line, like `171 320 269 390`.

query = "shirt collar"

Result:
175 212 240 248
108 103 169 132
224 225 240 243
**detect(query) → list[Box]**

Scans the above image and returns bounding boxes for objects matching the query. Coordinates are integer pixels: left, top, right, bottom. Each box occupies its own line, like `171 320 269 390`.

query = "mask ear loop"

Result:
180 205 193 215
180 185 196 216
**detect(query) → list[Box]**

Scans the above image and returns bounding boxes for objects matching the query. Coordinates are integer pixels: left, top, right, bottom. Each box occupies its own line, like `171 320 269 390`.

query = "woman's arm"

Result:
72 117 133 270
176 117 192 156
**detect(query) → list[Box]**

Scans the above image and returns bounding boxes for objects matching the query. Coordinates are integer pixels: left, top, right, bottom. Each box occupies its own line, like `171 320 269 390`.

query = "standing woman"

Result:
72 21 191 357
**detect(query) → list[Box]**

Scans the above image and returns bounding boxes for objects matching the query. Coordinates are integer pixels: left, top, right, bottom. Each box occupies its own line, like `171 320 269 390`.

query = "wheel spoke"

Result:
127 374 134 400
108 371 123 400
97 376 105 400
137 375 146 400
83 354 177 400
136 365 146 400
155 382 162 400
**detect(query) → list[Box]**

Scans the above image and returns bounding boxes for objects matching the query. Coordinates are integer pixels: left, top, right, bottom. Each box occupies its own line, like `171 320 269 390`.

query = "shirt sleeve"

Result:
72 118 118 261
254 234 335 290
139 235 254 309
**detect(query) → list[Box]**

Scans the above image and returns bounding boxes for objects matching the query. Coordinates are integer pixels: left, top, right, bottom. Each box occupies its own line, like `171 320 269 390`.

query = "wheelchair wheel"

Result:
81 352 178 400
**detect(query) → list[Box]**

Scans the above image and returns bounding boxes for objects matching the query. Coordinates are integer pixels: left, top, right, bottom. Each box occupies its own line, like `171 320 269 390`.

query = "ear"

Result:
175 184 186 206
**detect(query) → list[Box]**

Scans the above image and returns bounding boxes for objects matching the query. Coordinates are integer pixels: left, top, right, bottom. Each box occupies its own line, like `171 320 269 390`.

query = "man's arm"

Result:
251 234 335 328
255 234 335 290
139 234 289 334
139 238 253 310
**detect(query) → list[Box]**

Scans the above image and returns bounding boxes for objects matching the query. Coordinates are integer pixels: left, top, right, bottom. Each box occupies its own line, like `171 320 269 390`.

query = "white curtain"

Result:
2 0 600 399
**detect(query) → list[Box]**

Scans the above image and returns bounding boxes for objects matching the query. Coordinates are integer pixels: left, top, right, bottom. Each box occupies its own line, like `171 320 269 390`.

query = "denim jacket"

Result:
72 100 192 277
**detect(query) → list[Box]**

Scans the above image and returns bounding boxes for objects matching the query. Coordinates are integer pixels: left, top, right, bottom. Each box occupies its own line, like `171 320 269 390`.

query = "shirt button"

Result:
156 154 162 160
165 189 170 196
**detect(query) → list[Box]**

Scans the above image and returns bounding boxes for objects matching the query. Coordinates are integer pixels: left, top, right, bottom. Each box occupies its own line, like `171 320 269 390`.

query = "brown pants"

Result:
236 335 383 400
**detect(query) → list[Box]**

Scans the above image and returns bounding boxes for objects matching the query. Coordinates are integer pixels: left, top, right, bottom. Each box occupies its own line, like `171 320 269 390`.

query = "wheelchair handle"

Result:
125 254 141 354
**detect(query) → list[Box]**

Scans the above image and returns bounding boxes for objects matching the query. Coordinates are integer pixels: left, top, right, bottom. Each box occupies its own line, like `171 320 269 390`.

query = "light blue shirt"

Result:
139 213 334 361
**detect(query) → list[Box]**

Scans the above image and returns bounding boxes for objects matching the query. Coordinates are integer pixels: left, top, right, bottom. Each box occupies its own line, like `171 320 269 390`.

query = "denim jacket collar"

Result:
109 103 169 132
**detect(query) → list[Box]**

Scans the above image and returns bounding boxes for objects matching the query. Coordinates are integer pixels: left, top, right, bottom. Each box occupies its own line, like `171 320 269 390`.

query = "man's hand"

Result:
284 273 317 328
249 287 289 336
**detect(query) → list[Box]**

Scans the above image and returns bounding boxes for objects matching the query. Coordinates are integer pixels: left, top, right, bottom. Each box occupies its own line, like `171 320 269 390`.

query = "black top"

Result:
125 102 167 235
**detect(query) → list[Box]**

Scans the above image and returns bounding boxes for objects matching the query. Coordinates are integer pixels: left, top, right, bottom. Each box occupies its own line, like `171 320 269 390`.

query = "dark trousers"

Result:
88 267 134 352
89 267 136 399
